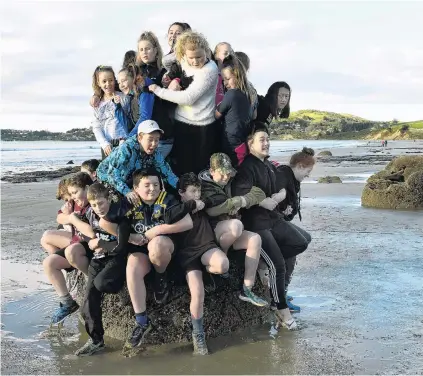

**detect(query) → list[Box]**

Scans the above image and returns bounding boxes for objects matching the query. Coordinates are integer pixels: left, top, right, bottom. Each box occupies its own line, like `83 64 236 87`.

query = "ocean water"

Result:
0 139 364 177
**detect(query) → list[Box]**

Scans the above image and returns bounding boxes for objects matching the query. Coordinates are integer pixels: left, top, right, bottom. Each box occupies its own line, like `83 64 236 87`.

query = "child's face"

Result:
210 169 232 186
249 131 270 159
168 24 184 47
97 71 115 96
277 87 290 110
215 44 231 65
138 40 157 64
293 164 314 182
118 71 134 95
221 67 236 90
89 196 111 218
185 48 206 69
81 167 96 182
68 185 88 207
138 132 161 155
134 176 161 203
179 185 201 202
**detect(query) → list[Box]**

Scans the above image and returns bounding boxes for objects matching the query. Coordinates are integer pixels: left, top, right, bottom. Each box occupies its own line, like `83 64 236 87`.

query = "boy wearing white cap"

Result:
97 120 179 205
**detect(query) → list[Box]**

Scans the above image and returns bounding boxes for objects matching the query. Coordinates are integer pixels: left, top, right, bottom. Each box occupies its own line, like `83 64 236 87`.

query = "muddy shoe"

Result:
153 273 169 304
126 321 153 349
192 331 208 355
274 310 298 331
75 338 105 356
50 301 79 325
239 287 269 307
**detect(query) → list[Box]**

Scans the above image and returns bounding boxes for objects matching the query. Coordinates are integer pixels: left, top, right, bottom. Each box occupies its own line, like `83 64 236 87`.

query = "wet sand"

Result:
1 140 423 374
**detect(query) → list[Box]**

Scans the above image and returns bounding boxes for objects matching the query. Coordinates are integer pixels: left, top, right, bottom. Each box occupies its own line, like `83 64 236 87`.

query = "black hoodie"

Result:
231 154 281 231
274 165 301 221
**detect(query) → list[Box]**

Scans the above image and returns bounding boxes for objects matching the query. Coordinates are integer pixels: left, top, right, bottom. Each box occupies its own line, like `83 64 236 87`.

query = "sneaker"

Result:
287 300 301 313
127 321 153 348
286 294 293 301
239 288 269 307
274 310 298 331
75 338 105 356
154 273 169 304
50 301 79 325
258 267 270 287
192 331 208 355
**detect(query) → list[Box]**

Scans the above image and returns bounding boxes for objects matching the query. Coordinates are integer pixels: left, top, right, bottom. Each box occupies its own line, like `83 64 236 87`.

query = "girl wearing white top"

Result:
149 31 219 176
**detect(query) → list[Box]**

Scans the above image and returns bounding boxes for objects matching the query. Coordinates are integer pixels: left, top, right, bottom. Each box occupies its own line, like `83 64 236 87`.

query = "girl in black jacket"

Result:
232 123 310 330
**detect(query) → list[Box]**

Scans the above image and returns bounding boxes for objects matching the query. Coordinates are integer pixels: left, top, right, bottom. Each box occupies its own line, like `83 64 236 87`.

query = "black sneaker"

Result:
203 272 216 293
192 331 208 355
75 338 105 356
127 321 153 348
154 272 169 304
219 271 230 279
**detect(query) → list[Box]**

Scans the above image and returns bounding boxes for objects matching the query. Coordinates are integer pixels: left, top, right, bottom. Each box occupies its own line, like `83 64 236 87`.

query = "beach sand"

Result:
1 140 423 374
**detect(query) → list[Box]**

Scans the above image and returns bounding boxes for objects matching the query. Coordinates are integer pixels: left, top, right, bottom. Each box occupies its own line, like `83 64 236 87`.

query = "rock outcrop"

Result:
361 155 423 209
74 252 269 344
318 176 342 183
317 150 333 157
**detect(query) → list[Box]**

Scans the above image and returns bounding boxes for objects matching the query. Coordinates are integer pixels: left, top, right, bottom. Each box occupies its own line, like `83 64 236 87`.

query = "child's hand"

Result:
168 80 181 91
148 84 158 92
129 234 148 246
162 75 171 87
271 188 287 204
113 94 121 104
61 201 73 215
88 238 101 250
126 191 141 206
144 226 161 241
102 144 112 156
283 205 293 216
90 95 100 108
192 200 205 213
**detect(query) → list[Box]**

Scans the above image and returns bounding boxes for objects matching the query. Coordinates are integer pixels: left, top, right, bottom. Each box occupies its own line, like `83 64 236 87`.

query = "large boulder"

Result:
74 252 269 344
361 155 423 209
317 150 333 157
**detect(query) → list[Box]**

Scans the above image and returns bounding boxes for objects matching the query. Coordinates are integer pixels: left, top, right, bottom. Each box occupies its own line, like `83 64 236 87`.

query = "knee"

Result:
42 255 54 271
229 220 243 238
64 246 80 264
249 233 262 249
216 256 229 274
94 277 122 294
148 238 172 263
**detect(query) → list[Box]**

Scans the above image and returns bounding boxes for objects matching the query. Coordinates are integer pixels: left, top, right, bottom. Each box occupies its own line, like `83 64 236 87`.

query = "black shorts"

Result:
126 243 148 255
55 241 94 273
179 243 219 273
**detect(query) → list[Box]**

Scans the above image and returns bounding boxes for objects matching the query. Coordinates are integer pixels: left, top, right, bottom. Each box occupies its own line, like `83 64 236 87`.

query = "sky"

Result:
1 0 423 132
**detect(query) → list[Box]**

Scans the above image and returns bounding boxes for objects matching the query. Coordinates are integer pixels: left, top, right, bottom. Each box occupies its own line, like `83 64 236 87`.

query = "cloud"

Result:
1 1 423 132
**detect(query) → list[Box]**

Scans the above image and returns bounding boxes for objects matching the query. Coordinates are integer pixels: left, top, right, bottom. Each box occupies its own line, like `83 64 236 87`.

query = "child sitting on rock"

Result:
173 172 231 355
99 168 192 354
198 153 268 307
74 182 131 357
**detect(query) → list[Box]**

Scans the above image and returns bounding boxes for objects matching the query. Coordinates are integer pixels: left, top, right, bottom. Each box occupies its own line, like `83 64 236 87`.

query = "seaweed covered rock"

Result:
361 155 423 209
74 252 269 344
317 150 333 157
318 176 342 183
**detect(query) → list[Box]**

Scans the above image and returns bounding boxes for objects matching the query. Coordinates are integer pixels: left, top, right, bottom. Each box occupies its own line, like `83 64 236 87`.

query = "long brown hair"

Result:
136 31 163 70
221 54 250 100
92 65 117 99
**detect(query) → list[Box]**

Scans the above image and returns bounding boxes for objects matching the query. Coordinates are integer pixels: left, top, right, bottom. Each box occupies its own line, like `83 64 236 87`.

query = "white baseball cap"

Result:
137 120 164 135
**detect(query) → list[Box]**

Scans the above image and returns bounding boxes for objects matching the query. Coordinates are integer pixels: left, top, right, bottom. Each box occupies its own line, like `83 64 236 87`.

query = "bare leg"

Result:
186 270 204 319
126 253 151 313
43 254 72 297
214 219 243 254
65 243 90 275
201 248 229 274
41 230 72 254
232 230 261 288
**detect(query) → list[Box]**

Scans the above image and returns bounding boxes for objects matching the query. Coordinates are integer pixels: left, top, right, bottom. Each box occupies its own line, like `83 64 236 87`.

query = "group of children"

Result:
40 21 317 357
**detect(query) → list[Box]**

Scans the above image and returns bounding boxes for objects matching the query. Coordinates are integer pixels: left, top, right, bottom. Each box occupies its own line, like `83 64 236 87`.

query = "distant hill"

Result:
269 110 423 140
1 128 95 141
1 111 422 141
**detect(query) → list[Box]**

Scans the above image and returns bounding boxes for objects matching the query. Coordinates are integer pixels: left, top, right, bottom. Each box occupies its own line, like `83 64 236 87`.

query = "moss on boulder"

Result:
74 252 269 344
361 155 423 209
318 176 342 183
318 150 333 157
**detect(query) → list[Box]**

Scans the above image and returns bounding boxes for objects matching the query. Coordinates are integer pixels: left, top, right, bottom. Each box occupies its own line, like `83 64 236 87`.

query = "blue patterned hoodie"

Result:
96 135 178 196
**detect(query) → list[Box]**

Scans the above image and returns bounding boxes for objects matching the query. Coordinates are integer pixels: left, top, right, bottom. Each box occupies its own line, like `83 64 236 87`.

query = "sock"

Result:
59 293 74 307
135 311 148 326
191 316 204 334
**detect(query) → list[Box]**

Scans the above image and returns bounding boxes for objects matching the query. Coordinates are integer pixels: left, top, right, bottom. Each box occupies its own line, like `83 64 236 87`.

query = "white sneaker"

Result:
258 267 270 288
